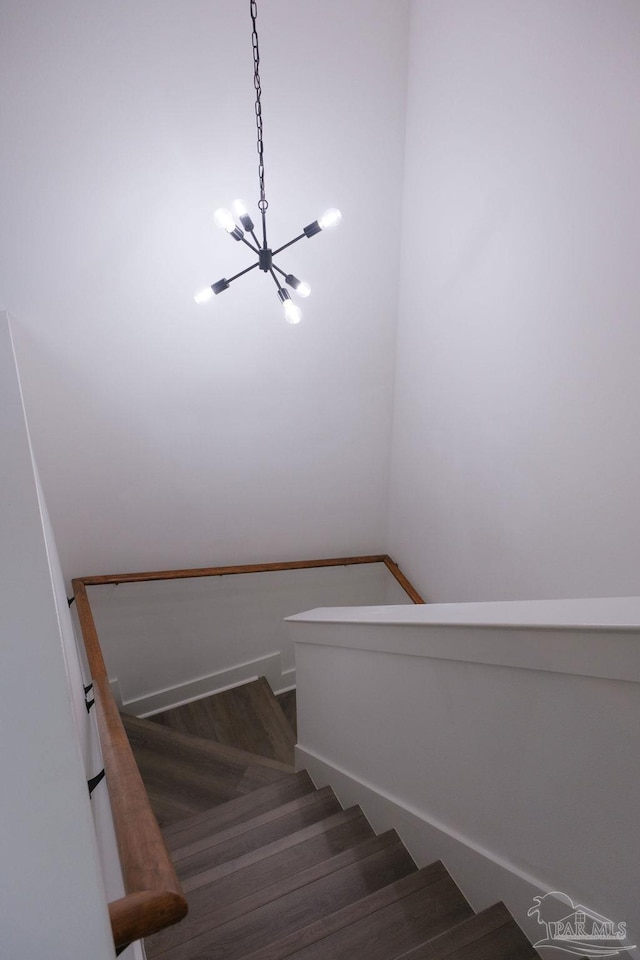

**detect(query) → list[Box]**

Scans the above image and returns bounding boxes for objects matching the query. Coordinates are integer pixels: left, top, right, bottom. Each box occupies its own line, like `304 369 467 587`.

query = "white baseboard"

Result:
296 745 636 960
273 667 296 696
116 652 286 717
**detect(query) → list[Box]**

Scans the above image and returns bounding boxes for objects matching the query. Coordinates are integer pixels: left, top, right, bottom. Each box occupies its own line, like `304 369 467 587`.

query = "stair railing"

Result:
72 578 188 953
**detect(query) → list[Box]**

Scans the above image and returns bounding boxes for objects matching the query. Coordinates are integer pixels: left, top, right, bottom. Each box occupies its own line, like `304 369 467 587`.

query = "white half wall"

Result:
290 600 640 957
0 312 114 960
389 0 640 601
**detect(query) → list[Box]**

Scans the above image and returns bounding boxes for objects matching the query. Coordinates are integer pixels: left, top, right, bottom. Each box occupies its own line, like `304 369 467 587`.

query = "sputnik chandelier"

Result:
194 0 341 324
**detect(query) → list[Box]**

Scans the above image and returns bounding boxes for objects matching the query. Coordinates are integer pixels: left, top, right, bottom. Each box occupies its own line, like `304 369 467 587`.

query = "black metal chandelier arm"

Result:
239 234 261 255
270 263 289 281
271 232 307 258
226 259 261 285
268 266 285 292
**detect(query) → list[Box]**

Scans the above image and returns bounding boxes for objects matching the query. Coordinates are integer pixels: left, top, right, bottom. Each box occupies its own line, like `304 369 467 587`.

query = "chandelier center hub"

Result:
258 248 273 272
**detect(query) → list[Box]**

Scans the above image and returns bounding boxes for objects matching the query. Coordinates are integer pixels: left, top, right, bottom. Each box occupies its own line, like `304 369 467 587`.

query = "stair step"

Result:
148 834 417 959
120 679 539 960
394 902 540 960
237 861 474 960
183 813 377 914
149 814 380 955
123 711 293 773
122 712 293 827
181 805 367 893
162 771 315 851
149 677 296 765
172 786 343 880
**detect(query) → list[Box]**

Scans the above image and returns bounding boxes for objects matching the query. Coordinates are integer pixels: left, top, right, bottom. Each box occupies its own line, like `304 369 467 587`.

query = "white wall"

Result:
389 0 640 601
0 312 114 959
6 0 640 604
0 0 409 580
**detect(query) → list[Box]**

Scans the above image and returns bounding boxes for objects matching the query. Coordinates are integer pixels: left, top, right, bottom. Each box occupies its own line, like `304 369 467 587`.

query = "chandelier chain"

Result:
250 0 268 213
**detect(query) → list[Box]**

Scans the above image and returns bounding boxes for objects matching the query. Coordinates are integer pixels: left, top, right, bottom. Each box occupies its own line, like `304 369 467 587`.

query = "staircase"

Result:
123 678 539 960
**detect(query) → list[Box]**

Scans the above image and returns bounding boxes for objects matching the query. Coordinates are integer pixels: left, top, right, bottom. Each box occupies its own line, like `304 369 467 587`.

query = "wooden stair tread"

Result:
122 711 293 827
394 902 540 960
180 805 367 893
125 751 275 828
148 835 417 959
171 787 340 862
149 816 380 955
149 677 296 765
162 771 315 851
173 786 343 880
123 710 294 773
185 810 377 898
237 861 473 960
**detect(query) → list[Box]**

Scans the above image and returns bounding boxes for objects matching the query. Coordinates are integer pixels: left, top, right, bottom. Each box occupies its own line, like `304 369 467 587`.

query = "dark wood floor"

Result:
122 711 294 827
148 677 296 766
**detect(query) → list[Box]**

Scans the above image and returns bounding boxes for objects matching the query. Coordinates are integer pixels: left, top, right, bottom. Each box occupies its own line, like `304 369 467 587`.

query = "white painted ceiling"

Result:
0 0 410 578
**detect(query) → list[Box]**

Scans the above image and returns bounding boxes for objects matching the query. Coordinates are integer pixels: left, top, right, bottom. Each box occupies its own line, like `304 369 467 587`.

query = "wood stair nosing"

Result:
148 836 418 960
181 805 368 894
146 829 406 958
236 861 474 960
173 787 343 880
149 677 296 766
392 902 541 960
162 771 315 851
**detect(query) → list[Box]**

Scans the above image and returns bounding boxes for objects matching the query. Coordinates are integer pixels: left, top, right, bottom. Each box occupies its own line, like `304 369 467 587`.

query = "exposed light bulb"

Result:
283 299 302 324
194 287 214 304
318 208 342 230
232 198 255 232
285 274 311 298
214 207 238 233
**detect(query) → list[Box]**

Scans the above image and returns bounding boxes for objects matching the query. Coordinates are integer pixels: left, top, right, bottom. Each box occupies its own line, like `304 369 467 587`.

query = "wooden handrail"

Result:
383 556 425 604
78 554 390 586
75 554 424 601
72 579 188 952
71 553 422 947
